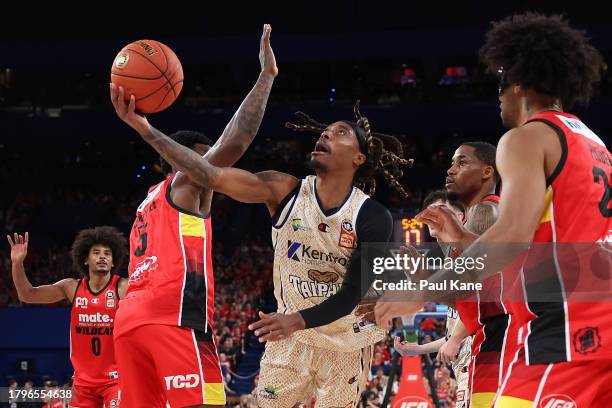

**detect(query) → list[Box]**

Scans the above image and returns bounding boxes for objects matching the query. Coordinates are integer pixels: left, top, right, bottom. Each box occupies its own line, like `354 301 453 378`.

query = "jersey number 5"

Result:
593 166 611 218
134 233 148 257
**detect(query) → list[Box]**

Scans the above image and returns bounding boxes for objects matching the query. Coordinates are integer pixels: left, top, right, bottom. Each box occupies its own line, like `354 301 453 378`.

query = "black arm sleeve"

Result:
298 198 393 329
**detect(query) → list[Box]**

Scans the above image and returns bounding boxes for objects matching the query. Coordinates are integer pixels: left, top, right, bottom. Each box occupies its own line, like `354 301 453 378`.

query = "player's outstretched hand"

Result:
7 232 29 264
259 24 278 78
393 336 422 357
416 204 466 243
248 311 306 343
110 83 151 136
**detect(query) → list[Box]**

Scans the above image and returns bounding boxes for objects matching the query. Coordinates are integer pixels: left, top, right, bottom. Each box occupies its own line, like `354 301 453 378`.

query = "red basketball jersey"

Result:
456 194 508 335
504 111 612 364
115 174 215 339
70 274 121 386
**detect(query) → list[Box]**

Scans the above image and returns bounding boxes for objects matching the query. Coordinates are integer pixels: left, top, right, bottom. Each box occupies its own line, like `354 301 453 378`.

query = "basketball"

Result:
110 39 183 114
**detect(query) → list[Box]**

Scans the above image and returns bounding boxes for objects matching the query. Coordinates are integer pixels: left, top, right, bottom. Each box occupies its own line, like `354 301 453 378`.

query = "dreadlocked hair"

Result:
285 101 414 198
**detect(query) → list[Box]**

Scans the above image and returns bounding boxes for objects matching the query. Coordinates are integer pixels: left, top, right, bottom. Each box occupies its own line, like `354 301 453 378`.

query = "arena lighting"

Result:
400 66 417 87
439 65 468 86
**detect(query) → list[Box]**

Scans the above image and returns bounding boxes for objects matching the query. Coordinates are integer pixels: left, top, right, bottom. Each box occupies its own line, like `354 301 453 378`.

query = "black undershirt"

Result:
298 198 393 329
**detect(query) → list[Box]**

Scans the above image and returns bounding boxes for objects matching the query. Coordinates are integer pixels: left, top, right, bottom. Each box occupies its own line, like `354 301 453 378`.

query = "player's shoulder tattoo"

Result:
466 202 498 235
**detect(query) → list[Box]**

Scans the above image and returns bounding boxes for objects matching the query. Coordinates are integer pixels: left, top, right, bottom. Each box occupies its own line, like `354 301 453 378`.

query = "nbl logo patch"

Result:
339 219 356 248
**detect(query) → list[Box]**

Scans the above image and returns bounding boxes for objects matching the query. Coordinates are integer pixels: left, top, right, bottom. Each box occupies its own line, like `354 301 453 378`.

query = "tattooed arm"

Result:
465 202 498 236
417 201 498 247
203 24 277 167
110 24 277 174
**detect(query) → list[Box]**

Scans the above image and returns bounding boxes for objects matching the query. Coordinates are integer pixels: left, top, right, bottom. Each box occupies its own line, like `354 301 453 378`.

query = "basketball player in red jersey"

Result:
418 142 518 408
7 227 128 408
375 13 610 406
110 25 277 407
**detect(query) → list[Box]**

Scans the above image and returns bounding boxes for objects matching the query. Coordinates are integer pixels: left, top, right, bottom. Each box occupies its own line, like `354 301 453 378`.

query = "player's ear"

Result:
483 165 494 180
353 152 367 167
513 84 523 98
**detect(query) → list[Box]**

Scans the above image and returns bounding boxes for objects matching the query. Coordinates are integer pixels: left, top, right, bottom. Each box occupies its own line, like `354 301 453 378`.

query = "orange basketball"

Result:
110 39 183 114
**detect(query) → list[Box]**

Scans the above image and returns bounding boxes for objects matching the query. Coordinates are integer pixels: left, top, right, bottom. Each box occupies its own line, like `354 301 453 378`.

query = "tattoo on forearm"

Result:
234 73 274 136
465 203 498 235
142 126 219 186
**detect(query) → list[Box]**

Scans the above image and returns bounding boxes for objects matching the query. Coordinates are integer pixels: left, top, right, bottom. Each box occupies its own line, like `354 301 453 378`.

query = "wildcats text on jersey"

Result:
70 275 120 386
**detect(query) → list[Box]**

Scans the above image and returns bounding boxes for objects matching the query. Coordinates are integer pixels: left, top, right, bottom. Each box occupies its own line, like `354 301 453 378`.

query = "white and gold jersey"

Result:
271 175 386 351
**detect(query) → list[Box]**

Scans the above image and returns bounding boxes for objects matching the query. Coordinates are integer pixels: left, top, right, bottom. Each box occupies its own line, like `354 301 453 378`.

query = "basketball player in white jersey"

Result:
127 102 411 407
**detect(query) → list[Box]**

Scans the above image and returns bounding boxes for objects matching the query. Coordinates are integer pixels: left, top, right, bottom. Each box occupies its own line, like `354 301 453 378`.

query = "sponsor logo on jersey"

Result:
288 270 341 299
352 319 375 333
109 371 119 380
540 394 576 408
106 298 116 309
287 240 348 267
318 223 330 232
91 298 100 304
573 326 601 355
75 326 114 335
109 399 118 408
74 297 88 309
163 374 200 390
78 312 114 323
456 390 465 401
106 291 115 298
130 255 159 283
339 219 356 248
259 385 279 399
291 218 309 232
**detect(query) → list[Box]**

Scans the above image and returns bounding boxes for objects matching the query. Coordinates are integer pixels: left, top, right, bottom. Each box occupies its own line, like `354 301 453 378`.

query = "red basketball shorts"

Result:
114 324 225 407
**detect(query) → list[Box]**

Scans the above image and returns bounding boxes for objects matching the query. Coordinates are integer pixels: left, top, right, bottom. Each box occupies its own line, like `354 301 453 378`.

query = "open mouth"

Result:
445 177 454 185
312 141 330 155
96 262 108 267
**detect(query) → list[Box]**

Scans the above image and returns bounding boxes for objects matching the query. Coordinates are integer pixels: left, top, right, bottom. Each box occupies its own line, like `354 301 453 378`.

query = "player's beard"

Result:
309 155 329 174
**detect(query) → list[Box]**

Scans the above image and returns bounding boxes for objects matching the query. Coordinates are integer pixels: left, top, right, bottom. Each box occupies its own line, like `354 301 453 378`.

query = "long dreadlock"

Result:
286 101 413 198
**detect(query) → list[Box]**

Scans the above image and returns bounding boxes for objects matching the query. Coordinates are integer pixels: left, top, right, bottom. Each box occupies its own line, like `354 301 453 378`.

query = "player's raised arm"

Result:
204 24 277 167
111 25 277 174
7 232 75 304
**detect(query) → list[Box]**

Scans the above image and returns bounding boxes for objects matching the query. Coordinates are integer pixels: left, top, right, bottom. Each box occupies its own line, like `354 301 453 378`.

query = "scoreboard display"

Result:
392 216 430 245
